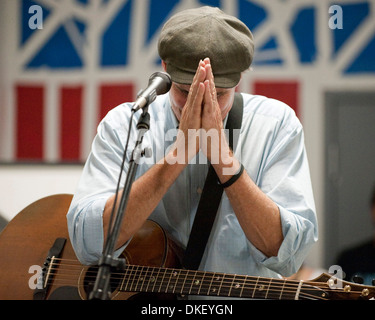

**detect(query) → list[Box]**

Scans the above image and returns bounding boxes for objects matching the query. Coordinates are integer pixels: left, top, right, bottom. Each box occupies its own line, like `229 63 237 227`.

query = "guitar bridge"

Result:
33 238 66 300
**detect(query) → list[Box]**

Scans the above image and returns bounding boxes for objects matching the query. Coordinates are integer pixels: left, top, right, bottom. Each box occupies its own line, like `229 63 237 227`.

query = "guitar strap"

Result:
182 92 244 270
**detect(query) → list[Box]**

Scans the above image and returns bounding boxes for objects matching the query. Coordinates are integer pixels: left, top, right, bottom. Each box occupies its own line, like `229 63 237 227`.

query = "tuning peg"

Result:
353 275 364 284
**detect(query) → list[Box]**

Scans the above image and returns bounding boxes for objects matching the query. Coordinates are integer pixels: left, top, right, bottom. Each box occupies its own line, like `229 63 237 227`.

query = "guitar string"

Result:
45 258 349 294
44 259 364 299
48 263 375 301
114 266 325 299
42 265 315 297
43 271 322 300
46 282 319 300
48 257 373 294
44 260 356 298
40 260 347 300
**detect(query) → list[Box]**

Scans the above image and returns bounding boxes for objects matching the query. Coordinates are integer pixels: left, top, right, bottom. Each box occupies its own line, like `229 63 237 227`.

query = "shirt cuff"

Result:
89 197 135 261
246 206 315 277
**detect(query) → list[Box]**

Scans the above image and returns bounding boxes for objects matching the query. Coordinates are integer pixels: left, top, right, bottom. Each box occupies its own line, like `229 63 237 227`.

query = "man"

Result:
67 6 318 292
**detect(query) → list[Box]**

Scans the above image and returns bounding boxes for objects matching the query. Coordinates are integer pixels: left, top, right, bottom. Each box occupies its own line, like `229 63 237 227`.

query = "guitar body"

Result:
0 194 181 300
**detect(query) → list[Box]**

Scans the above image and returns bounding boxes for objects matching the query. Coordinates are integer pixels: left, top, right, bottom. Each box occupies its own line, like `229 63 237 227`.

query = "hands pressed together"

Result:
173 58 235 172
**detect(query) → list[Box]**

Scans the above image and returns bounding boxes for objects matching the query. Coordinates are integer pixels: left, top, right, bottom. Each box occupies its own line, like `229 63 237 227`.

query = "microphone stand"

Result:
89 106 151 300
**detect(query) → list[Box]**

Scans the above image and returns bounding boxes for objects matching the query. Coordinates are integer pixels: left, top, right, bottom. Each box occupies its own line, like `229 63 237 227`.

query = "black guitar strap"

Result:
182 93 244 270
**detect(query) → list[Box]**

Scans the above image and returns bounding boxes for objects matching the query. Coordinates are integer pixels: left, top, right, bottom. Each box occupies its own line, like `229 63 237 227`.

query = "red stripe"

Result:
253 81 299 117
99 83 134 123
60 85 83 161
16 85 44 160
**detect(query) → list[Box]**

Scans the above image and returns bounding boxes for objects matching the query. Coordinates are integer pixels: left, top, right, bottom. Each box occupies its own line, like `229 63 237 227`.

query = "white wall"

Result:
0 165 83 222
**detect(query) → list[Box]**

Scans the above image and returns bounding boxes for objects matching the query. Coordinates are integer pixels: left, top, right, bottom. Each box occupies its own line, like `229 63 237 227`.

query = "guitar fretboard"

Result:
118 265 326 300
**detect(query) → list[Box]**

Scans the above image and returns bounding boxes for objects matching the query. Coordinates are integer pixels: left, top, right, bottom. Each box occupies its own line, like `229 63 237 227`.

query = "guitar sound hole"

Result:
83 266 121 298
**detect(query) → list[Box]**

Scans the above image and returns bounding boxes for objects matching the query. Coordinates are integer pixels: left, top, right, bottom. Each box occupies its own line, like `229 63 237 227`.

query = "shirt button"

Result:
197 187 203 194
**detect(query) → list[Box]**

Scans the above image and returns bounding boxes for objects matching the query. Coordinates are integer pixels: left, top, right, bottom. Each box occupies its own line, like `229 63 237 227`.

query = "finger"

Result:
204 65 218 111
186 61 206 113
205 63 216 96
192 82 205 111
180 80 205 130
203 80 213 113
189 60 206 97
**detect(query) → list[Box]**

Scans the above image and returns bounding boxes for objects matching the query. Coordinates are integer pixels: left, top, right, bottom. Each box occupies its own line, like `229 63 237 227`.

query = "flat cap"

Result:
158 6 254 88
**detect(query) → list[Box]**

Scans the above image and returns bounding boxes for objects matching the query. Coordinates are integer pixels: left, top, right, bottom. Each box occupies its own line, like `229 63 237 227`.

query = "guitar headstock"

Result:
309 273 375 300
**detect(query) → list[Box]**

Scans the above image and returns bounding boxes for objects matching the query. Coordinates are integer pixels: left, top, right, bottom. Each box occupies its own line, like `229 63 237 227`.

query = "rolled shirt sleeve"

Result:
243 99 318 276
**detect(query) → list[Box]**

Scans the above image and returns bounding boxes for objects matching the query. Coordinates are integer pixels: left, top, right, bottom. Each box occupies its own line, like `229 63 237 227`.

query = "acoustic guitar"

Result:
0 194 374 300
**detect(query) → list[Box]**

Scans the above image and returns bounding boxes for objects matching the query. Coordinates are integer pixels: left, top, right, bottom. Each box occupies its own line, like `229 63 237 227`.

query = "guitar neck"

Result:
119 265 327 300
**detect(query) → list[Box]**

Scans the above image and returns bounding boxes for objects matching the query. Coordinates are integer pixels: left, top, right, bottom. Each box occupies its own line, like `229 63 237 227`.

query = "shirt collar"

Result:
166 93 179 129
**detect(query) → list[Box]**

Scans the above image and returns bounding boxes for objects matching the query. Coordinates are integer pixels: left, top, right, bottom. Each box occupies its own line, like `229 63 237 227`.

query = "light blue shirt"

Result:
67 92 318 282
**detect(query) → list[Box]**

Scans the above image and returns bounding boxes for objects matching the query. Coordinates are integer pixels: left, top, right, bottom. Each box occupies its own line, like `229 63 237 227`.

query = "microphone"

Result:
132 72 172 112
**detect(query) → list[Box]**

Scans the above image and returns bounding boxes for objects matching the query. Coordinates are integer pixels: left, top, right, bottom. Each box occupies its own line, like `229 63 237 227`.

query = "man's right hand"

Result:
172 60 206 165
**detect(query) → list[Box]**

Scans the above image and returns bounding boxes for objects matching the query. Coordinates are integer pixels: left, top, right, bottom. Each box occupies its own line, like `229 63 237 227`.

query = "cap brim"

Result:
166 63 240 89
